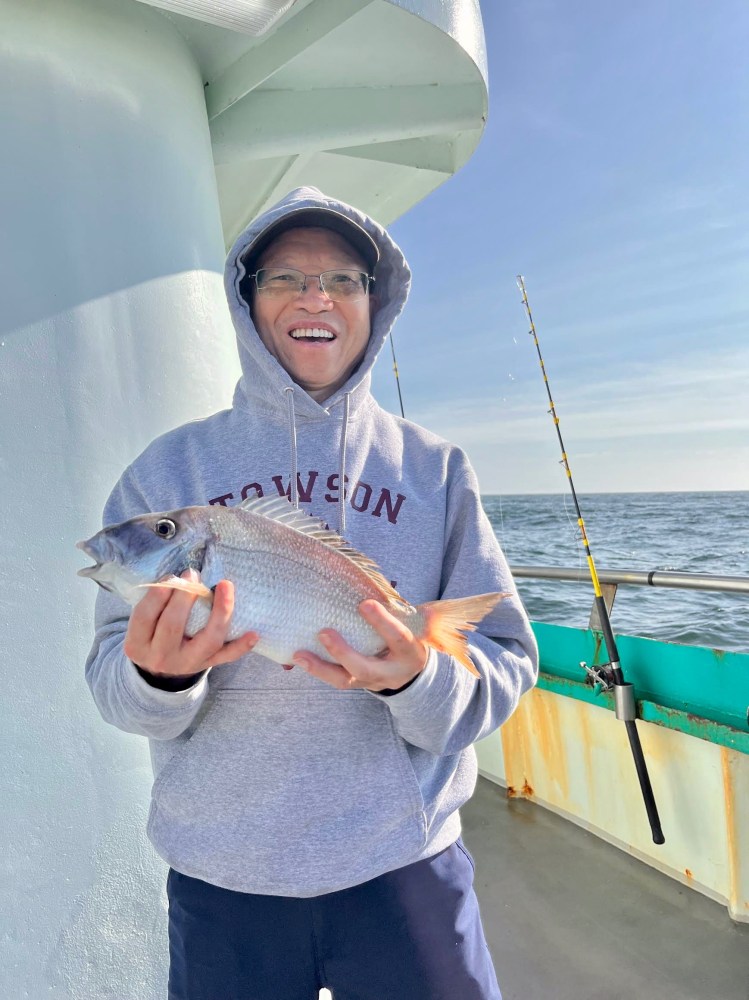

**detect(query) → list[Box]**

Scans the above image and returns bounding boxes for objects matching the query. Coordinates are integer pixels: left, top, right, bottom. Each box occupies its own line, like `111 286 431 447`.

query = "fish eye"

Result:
154 518 177 540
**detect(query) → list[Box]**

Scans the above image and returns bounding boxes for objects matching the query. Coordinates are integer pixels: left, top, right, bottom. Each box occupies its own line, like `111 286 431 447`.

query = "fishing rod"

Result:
389 331 405 418
516 275 665 846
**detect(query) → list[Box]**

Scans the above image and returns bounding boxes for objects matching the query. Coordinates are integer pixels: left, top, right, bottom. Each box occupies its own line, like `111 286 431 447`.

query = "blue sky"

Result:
372 0 749 494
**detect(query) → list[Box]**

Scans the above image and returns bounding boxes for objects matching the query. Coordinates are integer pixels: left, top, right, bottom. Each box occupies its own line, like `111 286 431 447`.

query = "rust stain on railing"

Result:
721 748 740 912
507 780 534 799
502 689 570 801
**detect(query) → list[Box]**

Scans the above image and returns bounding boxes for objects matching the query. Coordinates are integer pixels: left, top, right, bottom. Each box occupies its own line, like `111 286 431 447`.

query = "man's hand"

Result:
292 600 428 692
123 570 258 678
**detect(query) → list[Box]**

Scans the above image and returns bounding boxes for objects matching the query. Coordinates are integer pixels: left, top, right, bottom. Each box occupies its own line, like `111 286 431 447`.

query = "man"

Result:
85 186 538 999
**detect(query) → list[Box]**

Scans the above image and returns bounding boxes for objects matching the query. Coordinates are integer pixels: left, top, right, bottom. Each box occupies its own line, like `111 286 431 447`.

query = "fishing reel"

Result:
581 661 637 722
581 660 615 692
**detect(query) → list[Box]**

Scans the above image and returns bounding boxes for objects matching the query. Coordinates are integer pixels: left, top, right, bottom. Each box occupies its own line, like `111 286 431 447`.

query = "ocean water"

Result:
482 491 748 654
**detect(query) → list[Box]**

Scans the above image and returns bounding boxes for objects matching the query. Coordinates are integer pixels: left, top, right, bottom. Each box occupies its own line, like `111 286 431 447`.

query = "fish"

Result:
77 495 507 677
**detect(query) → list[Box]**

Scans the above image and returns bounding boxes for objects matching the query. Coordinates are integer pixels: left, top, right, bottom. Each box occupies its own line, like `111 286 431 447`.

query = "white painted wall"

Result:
491 688 749 923
0 0 240 994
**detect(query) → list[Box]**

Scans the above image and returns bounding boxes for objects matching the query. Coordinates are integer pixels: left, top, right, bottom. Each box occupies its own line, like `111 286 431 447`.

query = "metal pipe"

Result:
509 565 749 595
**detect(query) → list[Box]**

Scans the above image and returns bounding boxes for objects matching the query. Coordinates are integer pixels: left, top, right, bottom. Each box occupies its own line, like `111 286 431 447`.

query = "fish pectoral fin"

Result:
138 577 213 599
199 543 226 592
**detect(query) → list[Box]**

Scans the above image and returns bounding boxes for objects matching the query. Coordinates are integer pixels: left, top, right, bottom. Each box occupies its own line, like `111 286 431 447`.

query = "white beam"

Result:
210 83 485 164
330 135 460 173
135 0 298 35
221 151 316 243
205 0 375 121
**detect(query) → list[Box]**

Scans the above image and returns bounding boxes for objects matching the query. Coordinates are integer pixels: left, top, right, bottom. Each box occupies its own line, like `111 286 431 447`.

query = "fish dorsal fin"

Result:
237 495 407 606
238 494 331 534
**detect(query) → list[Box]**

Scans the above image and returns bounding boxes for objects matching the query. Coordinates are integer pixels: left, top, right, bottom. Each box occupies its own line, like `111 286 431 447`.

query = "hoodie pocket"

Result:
147 689 427 895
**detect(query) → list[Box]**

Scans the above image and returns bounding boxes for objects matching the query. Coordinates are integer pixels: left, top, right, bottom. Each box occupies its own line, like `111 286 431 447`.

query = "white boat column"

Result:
0 0 487 996
0 1 239 996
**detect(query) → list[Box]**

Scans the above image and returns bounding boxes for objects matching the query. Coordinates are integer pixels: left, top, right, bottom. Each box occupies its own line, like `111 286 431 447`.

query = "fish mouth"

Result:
77 563 102 579
76 537 122 585
75 555 113 593
76 538 145 599
76 540 99 577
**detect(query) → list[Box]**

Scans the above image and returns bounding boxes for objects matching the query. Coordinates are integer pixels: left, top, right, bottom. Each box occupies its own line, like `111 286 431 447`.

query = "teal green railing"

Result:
531 622 749 755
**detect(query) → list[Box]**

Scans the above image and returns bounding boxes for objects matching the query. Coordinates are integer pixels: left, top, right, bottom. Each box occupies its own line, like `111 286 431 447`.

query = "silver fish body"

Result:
79 497 415 665
77 495 504 674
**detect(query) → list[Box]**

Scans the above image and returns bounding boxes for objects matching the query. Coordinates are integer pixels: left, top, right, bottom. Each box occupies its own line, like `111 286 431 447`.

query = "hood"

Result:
224 186 411 422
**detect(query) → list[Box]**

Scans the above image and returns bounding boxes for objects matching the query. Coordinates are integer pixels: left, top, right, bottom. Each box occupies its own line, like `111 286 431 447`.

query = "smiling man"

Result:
84 187 538 1000
246 224 376 401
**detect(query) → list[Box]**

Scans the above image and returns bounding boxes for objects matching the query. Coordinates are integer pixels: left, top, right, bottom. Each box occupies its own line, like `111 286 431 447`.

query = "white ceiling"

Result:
135 0 488 243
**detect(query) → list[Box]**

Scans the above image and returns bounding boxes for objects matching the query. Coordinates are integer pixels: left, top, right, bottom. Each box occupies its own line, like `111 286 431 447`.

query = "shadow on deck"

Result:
462 776 749 1000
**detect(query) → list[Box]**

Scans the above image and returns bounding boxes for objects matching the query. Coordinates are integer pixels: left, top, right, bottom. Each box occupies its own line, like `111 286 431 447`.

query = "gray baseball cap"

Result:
242 207 380 276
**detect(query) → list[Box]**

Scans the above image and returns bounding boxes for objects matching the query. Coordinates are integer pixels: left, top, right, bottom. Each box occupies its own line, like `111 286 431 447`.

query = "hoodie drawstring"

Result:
284 387 299 508
283 387 351 534
338 392 351 536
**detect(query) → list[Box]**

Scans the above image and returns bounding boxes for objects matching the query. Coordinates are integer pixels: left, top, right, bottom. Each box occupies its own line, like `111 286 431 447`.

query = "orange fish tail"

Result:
416 592 509 678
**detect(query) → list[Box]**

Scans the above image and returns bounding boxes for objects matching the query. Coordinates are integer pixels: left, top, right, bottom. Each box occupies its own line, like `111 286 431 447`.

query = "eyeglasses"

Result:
249 267 374 301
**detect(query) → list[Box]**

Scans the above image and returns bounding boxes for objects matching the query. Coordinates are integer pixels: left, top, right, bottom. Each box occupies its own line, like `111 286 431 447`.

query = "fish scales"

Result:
194 508 395 663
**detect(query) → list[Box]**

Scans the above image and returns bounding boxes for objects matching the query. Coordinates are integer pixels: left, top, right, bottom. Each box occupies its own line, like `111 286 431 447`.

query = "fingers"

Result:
292 650 365 690
358 600 417 658
316 628 360 669
181 579 235 664
207 631 259 666
150 573 206 657
314 629 385 688
358 601 428 677
292 604 428 693
125 574 256 677
125 584 173 653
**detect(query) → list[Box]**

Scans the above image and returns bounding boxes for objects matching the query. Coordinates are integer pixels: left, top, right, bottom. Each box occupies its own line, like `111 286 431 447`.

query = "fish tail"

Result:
416 593 509 677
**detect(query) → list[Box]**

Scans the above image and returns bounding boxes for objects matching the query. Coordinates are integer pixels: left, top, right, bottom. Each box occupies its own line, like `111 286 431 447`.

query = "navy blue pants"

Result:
167 838 502 999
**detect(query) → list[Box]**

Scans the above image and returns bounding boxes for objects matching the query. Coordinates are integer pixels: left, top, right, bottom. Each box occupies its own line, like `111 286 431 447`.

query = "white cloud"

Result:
407 343 749 492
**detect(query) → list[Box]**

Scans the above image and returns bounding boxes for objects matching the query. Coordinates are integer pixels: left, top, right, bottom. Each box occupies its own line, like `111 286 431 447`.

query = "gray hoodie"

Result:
85 186 538 897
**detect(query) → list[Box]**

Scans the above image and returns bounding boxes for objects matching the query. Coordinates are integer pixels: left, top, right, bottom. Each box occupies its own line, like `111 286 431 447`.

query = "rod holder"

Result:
614 683 636 721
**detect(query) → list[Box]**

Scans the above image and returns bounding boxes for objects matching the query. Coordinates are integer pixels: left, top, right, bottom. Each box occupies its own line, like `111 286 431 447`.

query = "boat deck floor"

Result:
461 775 749 1000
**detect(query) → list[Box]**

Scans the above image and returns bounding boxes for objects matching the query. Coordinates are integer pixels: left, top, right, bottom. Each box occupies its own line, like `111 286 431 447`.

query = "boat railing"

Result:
509 565 749 594
508 565 749 631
